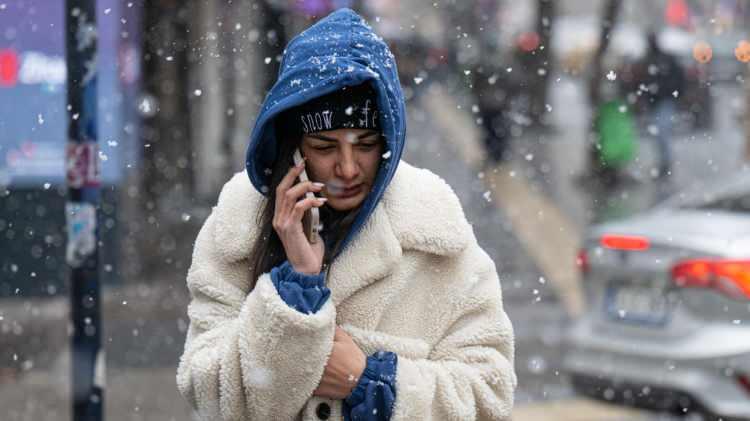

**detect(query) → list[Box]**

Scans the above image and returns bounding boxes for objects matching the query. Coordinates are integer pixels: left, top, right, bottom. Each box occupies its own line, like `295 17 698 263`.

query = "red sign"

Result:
0 49 19 87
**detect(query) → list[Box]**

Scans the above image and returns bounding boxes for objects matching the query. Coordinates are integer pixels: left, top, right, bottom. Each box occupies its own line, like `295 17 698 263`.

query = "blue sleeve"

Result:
344 351 398 421
270 261 330 314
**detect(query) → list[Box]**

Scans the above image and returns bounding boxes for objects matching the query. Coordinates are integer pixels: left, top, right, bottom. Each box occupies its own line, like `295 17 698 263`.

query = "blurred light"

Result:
735 40 750 63
600 234 650 251
665 0 689 27
517 32 540 53
0 48 19 87
692 42 713 64
672 259 750 300
576 249 589 274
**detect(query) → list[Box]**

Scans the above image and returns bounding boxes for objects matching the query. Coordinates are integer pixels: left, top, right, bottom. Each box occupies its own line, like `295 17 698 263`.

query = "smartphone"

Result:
293 148 321 244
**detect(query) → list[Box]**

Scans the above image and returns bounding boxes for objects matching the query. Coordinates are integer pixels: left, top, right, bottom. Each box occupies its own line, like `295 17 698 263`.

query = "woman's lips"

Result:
328 183 362 198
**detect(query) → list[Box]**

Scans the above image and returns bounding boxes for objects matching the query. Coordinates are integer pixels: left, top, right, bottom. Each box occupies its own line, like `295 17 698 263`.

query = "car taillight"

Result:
738 374 750 396
600 234 650 251
576 249 589 274
671 259 750 300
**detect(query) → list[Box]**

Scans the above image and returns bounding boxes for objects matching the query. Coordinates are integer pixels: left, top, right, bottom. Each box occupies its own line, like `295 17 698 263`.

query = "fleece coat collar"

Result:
212 161 472 301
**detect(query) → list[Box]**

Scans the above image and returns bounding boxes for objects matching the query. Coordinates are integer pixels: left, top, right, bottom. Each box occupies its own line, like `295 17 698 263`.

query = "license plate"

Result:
604 283 671 326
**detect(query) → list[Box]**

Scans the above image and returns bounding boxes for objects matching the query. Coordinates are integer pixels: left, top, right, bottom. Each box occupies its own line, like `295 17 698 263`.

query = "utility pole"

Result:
65 1 104 420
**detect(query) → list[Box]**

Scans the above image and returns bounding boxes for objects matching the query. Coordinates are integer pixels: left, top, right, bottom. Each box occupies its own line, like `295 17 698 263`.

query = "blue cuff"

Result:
344 351 398 421
270 261 330 314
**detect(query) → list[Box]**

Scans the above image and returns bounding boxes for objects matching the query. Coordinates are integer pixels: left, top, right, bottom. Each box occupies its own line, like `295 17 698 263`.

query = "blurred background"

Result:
2 0 750 420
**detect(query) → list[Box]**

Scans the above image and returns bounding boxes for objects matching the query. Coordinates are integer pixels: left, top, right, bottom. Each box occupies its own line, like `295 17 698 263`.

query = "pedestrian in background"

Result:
177 9 516 421
639 31 686 178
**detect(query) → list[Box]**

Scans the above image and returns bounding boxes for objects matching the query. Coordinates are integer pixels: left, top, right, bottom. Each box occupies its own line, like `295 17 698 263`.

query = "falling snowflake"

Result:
193 89 202 96
483 191 492 202
672 90 679 98
413 77 423 85
606 70 617 81
382 151 392 159
264 57 272 64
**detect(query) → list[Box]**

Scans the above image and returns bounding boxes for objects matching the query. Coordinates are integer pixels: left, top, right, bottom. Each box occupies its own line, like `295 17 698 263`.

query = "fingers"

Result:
290 196 327 221
276 159 306 195
285 180 324 201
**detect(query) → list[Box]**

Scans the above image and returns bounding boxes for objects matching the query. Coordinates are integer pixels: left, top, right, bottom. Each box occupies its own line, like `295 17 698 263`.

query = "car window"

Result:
692 194 750 213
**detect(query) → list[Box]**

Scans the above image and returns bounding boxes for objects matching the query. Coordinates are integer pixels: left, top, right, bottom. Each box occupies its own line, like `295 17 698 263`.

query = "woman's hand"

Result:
273 159 327 275
313 327 366 400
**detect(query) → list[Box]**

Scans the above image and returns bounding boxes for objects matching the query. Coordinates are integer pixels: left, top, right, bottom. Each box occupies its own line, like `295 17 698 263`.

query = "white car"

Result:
564 169 750 420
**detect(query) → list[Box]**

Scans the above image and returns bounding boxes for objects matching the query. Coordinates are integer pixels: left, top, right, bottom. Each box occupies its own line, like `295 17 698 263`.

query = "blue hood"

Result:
245 8 406 256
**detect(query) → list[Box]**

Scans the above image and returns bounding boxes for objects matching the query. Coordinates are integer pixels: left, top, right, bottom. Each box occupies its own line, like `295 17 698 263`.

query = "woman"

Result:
177 9 516 421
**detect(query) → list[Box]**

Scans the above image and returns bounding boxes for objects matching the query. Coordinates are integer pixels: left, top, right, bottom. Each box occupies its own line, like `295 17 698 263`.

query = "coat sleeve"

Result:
176 211 336 420
391 245 517 421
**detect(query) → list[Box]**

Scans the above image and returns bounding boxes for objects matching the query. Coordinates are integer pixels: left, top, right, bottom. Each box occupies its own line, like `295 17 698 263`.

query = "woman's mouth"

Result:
327 183 362 198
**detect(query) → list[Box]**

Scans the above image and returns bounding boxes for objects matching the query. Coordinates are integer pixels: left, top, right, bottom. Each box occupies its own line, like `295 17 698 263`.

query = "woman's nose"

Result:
336 149 359 180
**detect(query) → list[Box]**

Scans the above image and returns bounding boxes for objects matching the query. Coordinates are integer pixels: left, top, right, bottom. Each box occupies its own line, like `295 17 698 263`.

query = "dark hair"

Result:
247 120 359 288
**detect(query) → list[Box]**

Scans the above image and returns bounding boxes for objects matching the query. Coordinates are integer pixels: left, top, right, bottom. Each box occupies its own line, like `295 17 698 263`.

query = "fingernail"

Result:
312 182 325 188
317 197 328 202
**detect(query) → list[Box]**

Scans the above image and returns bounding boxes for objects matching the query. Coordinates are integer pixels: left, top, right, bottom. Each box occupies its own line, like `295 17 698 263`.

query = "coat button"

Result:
315 402 331 420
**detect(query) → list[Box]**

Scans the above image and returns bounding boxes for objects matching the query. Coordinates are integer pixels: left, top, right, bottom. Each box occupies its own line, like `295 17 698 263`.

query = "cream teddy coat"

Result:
176 161 517 420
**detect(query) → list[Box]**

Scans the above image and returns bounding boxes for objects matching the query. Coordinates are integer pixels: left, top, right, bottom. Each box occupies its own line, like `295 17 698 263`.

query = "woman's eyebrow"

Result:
308 132 379 142
308 134 338 142
358 131 379 139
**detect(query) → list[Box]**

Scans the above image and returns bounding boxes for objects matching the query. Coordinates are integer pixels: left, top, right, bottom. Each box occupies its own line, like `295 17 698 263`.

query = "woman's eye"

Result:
359 143 378 149
313 146 335 151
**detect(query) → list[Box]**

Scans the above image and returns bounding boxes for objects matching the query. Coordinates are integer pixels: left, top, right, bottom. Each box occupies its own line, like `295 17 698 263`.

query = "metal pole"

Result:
65 1 104 420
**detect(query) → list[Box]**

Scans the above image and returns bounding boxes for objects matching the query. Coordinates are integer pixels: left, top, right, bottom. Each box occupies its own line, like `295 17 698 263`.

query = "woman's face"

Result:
300 128 384 211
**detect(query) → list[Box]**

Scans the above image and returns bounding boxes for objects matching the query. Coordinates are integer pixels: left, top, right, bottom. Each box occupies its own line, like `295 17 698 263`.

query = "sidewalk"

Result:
0 282 195 420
